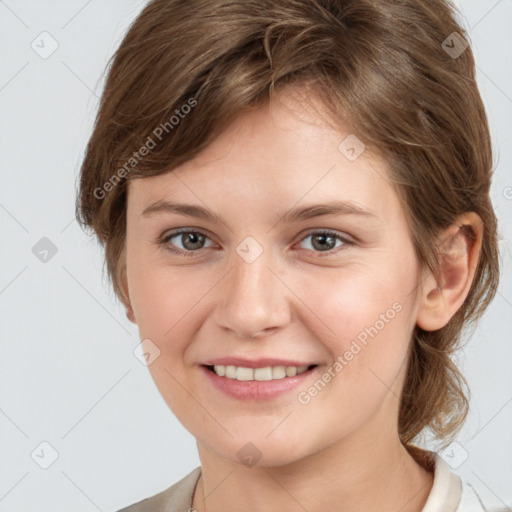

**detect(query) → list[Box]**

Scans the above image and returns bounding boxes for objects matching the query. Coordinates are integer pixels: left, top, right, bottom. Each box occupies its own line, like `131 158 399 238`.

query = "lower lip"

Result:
200 365 317 401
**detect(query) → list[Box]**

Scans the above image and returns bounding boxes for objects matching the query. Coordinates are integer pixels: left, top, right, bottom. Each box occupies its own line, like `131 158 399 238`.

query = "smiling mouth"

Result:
204 364 317 381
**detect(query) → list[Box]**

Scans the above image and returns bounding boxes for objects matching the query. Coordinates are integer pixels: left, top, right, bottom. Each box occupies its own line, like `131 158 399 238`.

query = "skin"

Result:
121 85 483 512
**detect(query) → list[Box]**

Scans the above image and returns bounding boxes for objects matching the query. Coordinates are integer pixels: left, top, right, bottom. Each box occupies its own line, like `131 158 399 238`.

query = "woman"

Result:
76 0 502 510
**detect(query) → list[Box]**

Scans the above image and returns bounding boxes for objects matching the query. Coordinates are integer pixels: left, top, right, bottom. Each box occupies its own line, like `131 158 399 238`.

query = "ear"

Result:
118 250 137 324
416 212 483 331
124 293 137 324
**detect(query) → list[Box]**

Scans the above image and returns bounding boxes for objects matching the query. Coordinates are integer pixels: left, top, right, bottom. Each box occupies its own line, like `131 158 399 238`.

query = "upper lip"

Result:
201 357 316 368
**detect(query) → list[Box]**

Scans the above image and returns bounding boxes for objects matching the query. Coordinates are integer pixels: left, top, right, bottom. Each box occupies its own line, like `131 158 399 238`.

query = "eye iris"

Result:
182 232 204 250
312 234 336 251
172 232 340 252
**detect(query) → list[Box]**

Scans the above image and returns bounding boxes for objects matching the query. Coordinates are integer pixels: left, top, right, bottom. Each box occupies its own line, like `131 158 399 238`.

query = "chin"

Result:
204 432 317 469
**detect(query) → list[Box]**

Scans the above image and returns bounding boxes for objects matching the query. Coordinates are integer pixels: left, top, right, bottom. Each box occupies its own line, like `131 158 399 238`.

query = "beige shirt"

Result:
116 451 497 512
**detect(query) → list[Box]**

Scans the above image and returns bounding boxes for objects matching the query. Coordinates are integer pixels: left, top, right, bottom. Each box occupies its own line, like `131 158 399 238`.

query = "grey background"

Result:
0 0 511 510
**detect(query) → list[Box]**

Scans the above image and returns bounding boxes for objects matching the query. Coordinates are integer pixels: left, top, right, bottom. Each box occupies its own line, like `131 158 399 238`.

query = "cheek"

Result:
124 237 218 418
127 263 212 407
127 256 215 353
289 266 416 432
292 257 418 372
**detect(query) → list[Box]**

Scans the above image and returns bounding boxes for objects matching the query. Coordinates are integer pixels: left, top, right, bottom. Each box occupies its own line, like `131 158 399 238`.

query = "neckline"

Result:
190 446 463 512
405 444 463 512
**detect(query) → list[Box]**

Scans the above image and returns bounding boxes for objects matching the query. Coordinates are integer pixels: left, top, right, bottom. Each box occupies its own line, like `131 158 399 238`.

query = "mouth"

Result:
200 361 319 401
203 363 317 381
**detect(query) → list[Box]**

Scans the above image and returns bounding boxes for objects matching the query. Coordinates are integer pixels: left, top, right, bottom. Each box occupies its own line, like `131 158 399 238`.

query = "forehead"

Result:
127 87 401 224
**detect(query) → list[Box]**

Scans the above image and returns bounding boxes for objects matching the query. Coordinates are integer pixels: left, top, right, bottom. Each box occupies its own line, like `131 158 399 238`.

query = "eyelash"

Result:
156 228 354 258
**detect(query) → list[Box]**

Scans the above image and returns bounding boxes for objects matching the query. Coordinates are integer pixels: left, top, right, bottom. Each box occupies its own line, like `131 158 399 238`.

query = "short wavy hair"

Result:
76 0 500 448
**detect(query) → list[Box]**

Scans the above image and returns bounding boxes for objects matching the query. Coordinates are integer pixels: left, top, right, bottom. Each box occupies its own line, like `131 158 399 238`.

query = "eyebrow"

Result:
140 199 378 225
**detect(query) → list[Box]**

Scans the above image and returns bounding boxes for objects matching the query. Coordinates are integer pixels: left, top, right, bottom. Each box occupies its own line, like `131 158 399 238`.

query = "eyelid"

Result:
298 228 355 244
156 227 355 256
157 227 215 257
159 227 212 242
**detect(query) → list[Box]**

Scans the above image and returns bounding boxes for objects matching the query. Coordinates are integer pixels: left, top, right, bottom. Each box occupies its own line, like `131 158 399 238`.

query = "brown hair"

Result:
76 0 499 448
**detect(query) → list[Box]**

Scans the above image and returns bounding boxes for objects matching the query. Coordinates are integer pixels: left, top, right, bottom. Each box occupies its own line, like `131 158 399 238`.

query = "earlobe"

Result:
123 288 137 324
119 254 137 324
126 305 136 324
416 212 483 332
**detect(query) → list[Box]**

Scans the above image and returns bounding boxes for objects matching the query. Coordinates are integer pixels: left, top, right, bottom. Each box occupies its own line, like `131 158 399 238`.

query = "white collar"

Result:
421 453 463 512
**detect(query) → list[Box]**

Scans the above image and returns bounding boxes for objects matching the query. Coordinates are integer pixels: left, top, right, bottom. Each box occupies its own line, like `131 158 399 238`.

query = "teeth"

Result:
212 364 311 381
286 366 297 377
272 365 286 379
225 365 236 379
215 365 226 377
254 367 272 381
236 367 254 381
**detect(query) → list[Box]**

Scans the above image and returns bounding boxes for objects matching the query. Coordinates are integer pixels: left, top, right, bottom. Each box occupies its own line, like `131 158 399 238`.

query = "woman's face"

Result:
124 88 425 467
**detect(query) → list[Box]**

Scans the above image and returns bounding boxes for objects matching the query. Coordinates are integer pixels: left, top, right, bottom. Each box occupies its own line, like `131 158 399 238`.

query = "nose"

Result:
214 247 291 339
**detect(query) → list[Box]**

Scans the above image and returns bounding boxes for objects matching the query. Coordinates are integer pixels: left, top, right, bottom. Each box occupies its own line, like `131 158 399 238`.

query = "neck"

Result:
192 433 433 512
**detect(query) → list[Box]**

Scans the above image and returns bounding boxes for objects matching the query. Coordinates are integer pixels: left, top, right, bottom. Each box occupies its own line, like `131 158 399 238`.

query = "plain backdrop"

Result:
0 1 511 510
